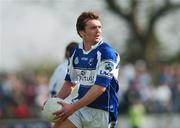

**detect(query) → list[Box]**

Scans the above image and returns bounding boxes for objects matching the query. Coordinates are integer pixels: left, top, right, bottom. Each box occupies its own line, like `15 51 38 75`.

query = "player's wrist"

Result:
71 102 84 112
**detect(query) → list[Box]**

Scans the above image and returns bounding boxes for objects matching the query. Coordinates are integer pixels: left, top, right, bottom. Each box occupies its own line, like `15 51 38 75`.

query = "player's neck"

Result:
83 42 96 51
83 43 91 51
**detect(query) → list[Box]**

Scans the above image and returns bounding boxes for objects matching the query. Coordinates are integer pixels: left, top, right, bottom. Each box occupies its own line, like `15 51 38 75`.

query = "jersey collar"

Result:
79 39 103 52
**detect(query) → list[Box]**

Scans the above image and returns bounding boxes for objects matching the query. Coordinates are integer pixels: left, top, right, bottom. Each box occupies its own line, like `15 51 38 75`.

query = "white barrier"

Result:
0 118 51 128
0 114 179 128
118 114 180 128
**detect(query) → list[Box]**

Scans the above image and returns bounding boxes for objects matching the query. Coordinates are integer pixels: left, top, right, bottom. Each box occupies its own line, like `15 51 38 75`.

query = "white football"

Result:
42 97 63 122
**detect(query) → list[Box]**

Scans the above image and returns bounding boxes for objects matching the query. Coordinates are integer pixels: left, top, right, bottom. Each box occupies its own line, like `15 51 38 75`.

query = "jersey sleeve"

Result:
64 49 78 84
64 57 72 82
95 46 119 88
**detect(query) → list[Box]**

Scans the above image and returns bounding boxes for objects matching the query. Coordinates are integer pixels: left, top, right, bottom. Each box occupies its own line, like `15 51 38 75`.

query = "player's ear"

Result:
79 30 84 37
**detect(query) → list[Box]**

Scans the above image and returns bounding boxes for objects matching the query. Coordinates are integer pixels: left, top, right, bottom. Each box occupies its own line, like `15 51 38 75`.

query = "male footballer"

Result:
53 11 120 128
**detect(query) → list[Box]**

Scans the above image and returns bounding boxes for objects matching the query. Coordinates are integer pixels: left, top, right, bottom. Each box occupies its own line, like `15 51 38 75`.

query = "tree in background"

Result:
105 0 180 79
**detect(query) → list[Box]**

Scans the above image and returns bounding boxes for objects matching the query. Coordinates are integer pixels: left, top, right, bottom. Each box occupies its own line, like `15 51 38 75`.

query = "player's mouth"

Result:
95 34 101 39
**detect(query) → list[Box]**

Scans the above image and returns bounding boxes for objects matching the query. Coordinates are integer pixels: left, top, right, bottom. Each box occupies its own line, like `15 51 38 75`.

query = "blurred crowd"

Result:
118 61 180 114
0 60 179 119
0 71 49 119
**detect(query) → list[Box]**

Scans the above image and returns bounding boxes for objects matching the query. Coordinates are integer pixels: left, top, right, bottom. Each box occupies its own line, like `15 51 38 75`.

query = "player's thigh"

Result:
90 108 109 128
53 119 76 128
77 107 109 128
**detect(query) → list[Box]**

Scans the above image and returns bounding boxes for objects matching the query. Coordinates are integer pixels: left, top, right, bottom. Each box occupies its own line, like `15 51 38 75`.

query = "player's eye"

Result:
90 26 101 30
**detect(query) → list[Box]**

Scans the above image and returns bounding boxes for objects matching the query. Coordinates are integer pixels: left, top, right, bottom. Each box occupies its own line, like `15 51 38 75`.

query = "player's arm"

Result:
54 84 106 121
56 81 75 99
71 84 106 111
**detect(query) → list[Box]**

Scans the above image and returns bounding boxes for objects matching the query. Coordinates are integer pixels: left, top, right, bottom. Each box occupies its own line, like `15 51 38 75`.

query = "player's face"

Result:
80 19 102 45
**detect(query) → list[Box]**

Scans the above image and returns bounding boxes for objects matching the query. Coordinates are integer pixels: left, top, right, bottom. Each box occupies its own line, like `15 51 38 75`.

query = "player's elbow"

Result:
94 84 106 93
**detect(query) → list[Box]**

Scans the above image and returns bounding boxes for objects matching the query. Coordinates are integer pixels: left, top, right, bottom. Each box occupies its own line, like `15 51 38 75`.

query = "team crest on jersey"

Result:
74 57 79 65
88 58 94 66
99 61 114 77
104 62 114 72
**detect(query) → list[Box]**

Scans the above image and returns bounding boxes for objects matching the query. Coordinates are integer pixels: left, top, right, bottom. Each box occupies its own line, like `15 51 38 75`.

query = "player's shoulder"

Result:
98 41 118 60
99 41 112 49
98 41 116 54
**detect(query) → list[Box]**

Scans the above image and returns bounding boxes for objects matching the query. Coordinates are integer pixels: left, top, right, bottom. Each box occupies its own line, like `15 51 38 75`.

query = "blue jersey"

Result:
65 40 120 121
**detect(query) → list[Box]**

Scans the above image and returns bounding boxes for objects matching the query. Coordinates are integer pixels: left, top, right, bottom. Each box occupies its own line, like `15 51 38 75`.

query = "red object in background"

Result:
14 104 29 118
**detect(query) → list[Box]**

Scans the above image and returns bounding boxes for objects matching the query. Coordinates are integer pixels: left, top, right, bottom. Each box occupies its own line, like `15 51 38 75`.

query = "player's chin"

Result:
94 38 101 43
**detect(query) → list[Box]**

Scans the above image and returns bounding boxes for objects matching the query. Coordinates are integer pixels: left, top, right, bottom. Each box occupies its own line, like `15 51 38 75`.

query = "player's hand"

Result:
53 101 75 122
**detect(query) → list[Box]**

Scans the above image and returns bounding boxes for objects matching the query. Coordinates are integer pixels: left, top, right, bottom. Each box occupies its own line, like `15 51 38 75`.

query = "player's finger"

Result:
53 109 63 115
53 115 62 122
53 112 65 122
60 114 68 121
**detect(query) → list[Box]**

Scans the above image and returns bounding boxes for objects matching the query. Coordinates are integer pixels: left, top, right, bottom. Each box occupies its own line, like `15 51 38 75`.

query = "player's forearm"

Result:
57 81 75 99
72 85 106 111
